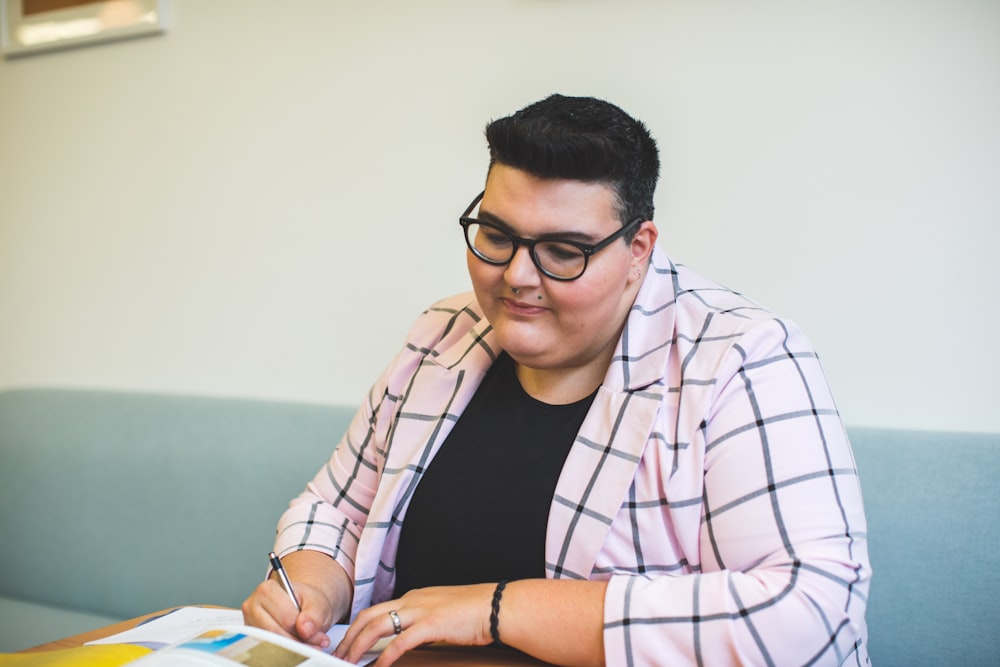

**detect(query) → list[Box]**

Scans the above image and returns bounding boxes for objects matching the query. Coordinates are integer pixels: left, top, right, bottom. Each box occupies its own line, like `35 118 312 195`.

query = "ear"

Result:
627 221 658 280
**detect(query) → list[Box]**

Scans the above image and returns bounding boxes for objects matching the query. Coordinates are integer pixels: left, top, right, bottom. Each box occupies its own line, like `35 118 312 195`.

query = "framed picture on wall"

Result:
1 0 168 58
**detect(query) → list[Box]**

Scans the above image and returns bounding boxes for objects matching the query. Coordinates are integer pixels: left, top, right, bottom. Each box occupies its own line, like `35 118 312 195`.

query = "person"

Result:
242 94 870 667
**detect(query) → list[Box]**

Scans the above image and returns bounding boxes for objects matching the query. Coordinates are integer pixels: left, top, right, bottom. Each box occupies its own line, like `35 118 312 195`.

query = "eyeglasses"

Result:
459 191 642 281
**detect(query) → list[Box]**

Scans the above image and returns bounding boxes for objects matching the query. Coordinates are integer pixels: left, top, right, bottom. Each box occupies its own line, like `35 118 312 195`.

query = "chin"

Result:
494 334 543 362
499 340 565 370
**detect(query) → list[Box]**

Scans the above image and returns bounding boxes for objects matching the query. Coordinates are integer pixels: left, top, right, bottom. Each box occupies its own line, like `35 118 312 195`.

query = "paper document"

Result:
127 626 355 666
86 607 245 650
86 607 382 665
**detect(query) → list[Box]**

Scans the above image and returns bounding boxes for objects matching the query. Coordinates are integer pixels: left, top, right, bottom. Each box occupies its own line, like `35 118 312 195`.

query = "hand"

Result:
242 578 337 650
242 550 353 649
333 583 496 666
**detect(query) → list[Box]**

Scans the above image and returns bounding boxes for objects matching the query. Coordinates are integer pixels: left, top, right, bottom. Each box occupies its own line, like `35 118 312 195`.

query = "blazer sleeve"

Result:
602 317 870 667
271 349 399 582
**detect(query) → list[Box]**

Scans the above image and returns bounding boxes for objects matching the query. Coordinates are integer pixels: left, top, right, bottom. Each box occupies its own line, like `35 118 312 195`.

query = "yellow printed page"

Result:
0 644 152 667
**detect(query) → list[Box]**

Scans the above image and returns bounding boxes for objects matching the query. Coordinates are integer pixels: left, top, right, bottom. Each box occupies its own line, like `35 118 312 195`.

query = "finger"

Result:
371 628 428 667
295 615 331 650
334 614 386 662
293 614 330 649
335 606 403 663
243 580 289 629
242 580 300 640
333 603 381 653
293 586 337 649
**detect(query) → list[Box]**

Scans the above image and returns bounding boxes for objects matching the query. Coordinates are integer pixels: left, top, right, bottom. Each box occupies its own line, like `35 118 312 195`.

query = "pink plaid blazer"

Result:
276 247 870 666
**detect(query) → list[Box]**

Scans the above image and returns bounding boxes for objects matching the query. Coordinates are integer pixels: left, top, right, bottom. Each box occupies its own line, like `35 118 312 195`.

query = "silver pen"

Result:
268 551 301 611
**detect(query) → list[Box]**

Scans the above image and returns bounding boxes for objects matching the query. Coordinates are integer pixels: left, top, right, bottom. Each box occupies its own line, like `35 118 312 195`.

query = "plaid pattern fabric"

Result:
275 247 870 666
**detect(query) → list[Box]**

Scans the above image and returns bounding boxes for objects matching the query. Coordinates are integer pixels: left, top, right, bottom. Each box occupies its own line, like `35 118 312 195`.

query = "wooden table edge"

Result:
18 605 222 653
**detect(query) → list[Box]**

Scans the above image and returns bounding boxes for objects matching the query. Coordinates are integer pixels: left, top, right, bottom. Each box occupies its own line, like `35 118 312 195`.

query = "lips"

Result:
501 297 547 316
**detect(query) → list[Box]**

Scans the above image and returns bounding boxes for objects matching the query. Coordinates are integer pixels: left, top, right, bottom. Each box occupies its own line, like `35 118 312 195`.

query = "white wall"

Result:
1 0 997 433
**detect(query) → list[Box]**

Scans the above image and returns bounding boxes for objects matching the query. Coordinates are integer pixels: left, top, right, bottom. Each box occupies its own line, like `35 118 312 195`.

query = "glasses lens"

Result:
534 241 586 279
466 222 514 263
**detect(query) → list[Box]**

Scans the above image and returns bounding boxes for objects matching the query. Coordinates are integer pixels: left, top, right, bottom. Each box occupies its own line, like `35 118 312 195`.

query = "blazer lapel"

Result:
353 314 498 605
545 249 679 580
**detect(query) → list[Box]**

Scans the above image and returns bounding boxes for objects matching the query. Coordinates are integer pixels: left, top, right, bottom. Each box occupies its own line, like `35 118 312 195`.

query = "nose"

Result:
503 244 542 291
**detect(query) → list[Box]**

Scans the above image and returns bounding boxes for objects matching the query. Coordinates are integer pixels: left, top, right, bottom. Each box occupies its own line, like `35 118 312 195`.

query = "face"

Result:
467 164 656 377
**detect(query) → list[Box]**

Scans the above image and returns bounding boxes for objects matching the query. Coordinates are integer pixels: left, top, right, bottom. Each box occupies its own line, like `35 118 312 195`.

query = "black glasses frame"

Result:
458 191 643 282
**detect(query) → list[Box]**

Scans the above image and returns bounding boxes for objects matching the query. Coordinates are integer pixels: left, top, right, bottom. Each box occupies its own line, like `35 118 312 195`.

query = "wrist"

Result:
489 580 509 646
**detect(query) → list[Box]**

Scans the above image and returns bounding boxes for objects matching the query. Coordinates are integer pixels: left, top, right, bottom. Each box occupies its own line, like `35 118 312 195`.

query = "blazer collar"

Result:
602 247 679 393
547 247 680 578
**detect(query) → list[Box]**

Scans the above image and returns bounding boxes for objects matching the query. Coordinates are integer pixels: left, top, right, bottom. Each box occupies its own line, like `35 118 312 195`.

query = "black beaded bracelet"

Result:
489 579 508 646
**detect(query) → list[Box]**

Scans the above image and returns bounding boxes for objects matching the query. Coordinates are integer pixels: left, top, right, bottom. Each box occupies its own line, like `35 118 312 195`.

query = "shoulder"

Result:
658 258 805 343
368 292 490 403
613 251 813 393
644 252 818 371
404 291 484 351
393 292 502 374
670 262 776 327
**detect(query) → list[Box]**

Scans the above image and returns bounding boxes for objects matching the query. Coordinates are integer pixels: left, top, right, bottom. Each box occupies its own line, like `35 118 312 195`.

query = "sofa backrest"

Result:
2 390 999 665
0 389 355 619
850 426 1000 666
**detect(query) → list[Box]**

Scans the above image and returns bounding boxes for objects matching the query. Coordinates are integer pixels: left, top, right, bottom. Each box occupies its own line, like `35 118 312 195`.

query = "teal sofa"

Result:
0 389 355 653
1 388 998 664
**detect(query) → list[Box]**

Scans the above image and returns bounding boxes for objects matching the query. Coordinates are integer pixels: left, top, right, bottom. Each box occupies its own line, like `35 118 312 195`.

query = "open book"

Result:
85 607 382 666
128 625 356 666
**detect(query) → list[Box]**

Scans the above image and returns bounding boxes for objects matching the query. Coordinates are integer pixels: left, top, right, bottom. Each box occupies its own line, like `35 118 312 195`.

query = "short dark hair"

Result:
485 94 660 230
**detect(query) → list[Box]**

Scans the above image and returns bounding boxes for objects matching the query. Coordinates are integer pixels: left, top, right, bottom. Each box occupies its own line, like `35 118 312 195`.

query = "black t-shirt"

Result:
392 353 598 597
